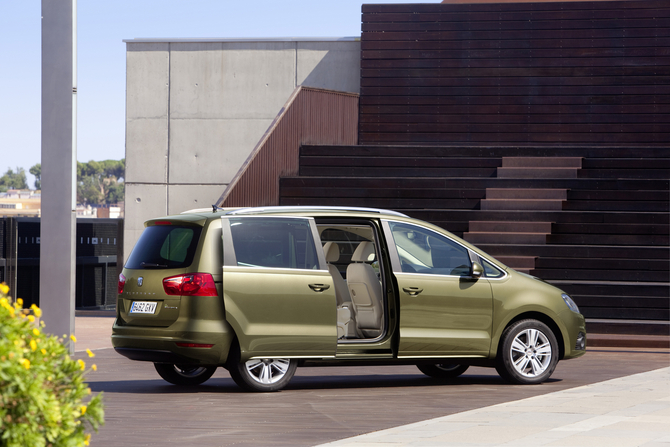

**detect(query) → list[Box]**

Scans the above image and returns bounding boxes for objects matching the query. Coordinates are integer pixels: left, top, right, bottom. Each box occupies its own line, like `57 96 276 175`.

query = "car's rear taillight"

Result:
162 273 218 297
118 273 126 294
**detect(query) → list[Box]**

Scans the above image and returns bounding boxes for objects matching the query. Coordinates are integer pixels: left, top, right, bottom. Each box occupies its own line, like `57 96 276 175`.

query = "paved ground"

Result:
318 367 670 447
75 316 669 447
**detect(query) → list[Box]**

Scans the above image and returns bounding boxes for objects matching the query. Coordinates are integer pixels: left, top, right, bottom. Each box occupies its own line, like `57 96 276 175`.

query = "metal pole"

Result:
41 0 77 353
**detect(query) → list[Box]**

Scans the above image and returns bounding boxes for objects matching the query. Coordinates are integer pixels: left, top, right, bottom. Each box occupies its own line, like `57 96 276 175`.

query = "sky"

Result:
0 0 431 189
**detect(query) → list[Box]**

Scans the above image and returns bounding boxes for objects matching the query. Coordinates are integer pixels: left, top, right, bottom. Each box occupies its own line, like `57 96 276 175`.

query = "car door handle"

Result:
403 287 423 296
308 283 331 292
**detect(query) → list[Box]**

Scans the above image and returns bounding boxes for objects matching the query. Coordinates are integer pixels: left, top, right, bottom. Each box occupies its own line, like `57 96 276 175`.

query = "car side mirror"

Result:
470 262 484 280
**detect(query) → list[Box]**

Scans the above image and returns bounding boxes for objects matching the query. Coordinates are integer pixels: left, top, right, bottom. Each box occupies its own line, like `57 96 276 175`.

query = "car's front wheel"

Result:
154 363 217 386
496 319 559 384
417 364 469 379
227 344 297 392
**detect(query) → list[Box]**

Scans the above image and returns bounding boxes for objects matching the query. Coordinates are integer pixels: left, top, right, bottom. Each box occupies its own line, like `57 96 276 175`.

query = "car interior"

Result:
318 224 386 342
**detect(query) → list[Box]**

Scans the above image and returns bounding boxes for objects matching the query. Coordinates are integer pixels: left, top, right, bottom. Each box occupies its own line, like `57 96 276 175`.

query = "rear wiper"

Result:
140 262 168 269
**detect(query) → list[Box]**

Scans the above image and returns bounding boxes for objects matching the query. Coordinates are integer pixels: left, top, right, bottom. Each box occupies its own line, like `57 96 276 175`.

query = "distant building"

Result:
0 190 41 217
96 203 124 219
0 190 124 219
75 203 125 219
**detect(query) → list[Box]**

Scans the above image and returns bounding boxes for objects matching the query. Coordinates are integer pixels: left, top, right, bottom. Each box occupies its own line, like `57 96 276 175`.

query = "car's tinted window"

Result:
126 225 202 269
229 217 318 270
389 222 470 276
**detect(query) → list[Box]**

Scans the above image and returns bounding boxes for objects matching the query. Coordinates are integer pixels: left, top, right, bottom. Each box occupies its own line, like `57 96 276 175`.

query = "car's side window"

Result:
389 222 471 276
229 217 318 270
482 259 505 278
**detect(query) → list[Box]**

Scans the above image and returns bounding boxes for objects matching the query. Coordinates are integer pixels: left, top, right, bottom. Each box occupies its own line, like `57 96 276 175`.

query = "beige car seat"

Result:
346 241 383 338
323 242 359 339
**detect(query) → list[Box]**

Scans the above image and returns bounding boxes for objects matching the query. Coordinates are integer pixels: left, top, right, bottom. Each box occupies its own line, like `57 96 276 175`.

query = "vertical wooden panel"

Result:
219 87 359 207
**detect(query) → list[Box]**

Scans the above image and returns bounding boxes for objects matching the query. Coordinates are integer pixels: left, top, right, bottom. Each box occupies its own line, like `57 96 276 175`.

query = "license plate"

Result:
129 301 157 314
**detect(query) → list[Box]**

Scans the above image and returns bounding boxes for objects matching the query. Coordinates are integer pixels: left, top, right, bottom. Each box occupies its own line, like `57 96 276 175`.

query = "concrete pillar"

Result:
40 0 77 352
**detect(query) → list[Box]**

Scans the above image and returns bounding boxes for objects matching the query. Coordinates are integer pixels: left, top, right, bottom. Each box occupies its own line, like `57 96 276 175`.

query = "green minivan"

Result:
112 206 586 392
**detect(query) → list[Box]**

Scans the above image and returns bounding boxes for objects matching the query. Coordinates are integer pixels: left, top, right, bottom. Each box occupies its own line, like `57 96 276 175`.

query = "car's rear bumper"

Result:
111 319 234 365
114 347 196 364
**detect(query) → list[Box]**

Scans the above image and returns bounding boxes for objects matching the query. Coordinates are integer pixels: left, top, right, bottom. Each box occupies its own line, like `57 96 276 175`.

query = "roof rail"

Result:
225 206 408 218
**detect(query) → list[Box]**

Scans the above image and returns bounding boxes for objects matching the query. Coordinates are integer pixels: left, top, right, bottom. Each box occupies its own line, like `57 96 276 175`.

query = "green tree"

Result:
0 167 29 192
29 163 41 190
76 159 125 205
106 181 125 204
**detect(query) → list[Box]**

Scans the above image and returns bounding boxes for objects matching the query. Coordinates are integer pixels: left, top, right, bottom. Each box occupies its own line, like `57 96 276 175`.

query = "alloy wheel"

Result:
244 359 292 384
509 328 552 378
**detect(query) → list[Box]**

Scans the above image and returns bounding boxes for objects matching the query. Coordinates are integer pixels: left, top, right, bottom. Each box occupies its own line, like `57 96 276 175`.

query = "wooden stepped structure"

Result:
221 0 670 341
279 144 670 322
465 156 579 271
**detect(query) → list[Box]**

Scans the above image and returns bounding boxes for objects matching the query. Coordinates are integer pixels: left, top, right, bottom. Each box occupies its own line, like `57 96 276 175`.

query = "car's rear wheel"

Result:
417 364 469 379
227 344 297 392
154 363 217 386
496 319 558 385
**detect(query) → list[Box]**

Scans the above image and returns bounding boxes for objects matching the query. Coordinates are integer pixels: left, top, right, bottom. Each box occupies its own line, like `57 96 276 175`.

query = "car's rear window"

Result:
125 225 202 269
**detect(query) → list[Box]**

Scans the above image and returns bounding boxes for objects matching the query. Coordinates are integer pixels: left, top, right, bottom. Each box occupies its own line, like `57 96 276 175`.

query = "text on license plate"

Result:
130 301 157 314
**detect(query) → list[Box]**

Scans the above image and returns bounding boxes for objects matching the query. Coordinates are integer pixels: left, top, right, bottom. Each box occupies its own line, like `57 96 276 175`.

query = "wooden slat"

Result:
361 37 670 51
361 28 670 42
362 9 670 24
360 113 670 125
299 166 498 178
535 258 669 270
299 156 501 168
530 269 667 282
359 132 670 144
361 0 670 13
360 106 670 117
566 190 670 201
280 187 486 199
361 18 670 33
360 76 670 88
360 123 669 134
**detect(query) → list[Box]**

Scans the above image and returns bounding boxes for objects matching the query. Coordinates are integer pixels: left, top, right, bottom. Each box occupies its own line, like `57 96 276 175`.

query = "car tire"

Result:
496 319 559 385
227 343 297 392
154 363 217 386
417 364 469 379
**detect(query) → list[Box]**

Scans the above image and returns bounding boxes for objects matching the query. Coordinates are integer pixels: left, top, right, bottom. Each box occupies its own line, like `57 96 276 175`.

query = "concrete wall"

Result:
124 38 360 260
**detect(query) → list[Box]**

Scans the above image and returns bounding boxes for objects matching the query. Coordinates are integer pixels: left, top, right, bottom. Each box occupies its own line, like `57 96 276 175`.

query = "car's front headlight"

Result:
561 293 580 313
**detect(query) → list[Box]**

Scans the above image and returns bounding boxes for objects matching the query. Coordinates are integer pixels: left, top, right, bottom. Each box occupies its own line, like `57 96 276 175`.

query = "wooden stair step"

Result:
586 318 670 336
486 188 567 200
497 167 579 179
481 199 564 210
502 157 583 168
299 166 498 177
579 169 670 179
530 268 667 282
495 256 537 269
463 232 547 245
547 234 670 246
534 257 669 271
587 334 670 349
469 221 552 233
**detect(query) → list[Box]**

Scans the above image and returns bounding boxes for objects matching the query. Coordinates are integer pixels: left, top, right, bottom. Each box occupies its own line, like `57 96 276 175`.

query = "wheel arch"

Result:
493 311 566 360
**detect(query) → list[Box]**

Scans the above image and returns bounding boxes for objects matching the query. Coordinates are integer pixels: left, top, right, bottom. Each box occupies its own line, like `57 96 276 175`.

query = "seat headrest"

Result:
323 242 340 263
351 241 376 263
